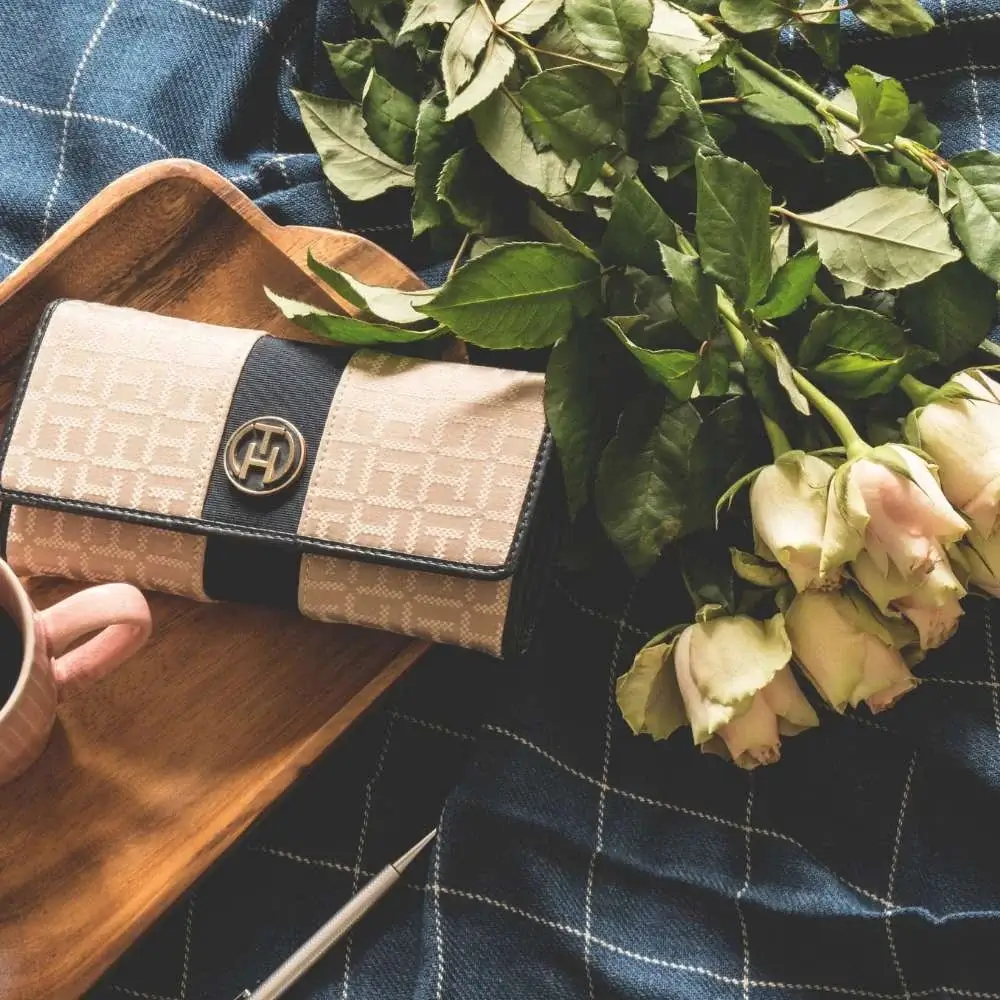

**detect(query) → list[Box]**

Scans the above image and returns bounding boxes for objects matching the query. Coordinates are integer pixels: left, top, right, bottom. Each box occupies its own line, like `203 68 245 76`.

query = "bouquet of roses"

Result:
268 0 1000 767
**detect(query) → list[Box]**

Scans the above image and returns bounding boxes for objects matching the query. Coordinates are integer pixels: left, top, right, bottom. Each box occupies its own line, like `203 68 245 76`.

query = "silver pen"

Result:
235 828 437 1000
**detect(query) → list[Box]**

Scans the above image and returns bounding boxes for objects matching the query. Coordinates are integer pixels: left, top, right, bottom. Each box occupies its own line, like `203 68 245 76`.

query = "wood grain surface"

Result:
0 159 431 1000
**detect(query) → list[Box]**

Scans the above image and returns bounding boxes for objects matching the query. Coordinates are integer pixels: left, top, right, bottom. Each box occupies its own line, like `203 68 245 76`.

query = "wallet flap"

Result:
0 300 551 581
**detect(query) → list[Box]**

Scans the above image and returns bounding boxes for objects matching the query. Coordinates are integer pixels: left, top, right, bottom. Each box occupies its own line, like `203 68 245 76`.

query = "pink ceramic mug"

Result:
0 559 152 785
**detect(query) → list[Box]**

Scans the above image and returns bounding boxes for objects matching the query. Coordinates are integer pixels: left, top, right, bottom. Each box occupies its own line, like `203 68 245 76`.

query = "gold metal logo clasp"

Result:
224 416 306 496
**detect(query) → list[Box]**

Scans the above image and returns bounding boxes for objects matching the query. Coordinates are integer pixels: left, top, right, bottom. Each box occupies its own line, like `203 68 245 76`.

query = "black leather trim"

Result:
0 300 553 582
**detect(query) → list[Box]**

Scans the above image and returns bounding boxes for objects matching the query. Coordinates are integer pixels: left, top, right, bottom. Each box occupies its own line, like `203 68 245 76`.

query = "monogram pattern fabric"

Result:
298 553 511 655
6 506 209 601
1 301 259 518
297 351 547 568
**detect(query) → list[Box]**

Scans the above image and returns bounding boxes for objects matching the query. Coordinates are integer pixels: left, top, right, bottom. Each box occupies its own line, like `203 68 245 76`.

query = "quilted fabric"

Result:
0 2 998 998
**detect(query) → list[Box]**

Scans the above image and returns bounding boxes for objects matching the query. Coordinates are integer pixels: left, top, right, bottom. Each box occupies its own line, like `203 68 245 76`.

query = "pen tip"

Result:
391 828 438 874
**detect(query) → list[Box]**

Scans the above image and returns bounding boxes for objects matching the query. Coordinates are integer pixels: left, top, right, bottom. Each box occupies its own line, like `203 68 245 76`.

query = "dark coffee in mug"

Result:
0 607 23 705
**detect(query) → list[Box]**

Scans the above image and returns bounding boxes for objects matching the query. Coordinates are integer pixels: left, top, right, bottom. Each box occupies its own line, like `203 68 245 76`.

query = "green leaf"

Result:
695 151 772 309
658 242 718 340
496 0 564 32
812 350 935 398
730 61 823 133
537 12 629 72
770 221 790 270
398 0 468 39
742 346 790 423
596 396 702 573
846 66 909 146
362 70 419 162
293 91 415 200
898 259 999 363
646 77 718 180
528 203 598 258
545 324 628 517
306 251 438 323
349 0 406 42
719 0 791 32
471 90 577 199
852 0 934 36
564 0 653 64
950 150 1000 283
800 304 907 366
680 532 736 612
755 247 821 320
794 0 839 70
616 639 686 740
436 148 504 233
790 188 960 291
601 176 678 272
442 3 492 101
411 92 467 237
765 337 810 414
265 289 440 344
520 66 621 160
325 39 381 101
419 242 601 347
646 0 720 65
446 36 517 119
607 316 701 398
698 345 731 395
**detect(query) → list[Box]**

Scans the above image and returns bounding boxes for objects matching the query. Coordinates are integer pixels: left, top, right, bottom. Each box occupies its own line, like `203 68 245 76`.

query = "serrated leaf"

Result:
411 92 467 237
307 251 438 323
646 0 720 64
658 242 718 340
419 242 601 346
471 89 577 198
852 0 934 36
607 316 701 398
442 3 492 100
898 259 998 363
695 151 772 309
730 61 823 133
496 0 564 31
846 66 909 146
647 77 718 180
719 0 791 32
766 337 810 414
698 345 731 395
362 70 419 162
601 176 678 272
398 0 468 38
545 325 627 517
446 36 517 119
755 247 820 320
790 187 960 291
436 148 505 233
520 66 621 159
596 396 702 573
795 0 839 70
528 203 598 257
294 91 415 200
537 12 629 72
325 39 382 101
266 289 440 343
950 150 1000 283
565 0 653 64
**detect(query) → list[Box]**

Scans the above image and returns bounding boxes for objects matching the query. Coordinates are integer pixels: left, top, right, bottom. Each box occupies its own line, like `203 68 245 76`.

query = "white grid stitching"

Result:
0 94 171 154
111 988 177 1000
342 716 395 1000
737 781 755 999
179 895 194 999
433 809 446 999
902 63 1000 82
484 723 892 908
584 588 635 1000
254 845 356 874
41 0 122 240
985 608 1000 741
390 709 477 742
885 753 916 999
553 579 647 636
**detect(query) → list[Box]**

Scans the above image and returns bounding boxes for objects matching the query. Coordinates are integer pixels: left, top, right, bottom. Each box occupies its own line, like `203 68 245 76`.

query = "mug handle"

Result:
37 583 152 690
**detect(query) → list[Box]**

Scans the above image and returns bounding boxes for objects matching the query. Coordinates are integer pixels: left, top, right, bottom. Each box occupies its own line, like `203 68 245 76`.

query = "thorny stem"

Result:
687 9 948 176
900 373 938 406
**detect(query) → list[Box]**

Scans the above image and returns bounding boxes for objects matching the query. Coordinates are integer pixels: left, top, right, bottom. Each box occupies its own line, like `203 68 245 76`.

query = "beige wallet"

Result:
0 300 558 657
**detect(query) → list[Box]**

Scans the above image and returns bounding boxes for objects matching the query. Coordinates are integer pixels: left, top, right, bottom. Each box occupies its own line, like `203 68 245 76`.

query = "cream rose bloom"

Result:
821 443 968 583
750 451 840 592
616 614 818 769
785 590 918 713
906 371 1000 537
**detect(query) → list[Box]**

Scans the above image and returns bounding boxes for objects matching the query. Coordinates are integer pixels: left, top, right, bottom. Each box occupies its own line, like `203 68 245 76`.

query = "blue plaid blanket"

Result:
2 2 1000 998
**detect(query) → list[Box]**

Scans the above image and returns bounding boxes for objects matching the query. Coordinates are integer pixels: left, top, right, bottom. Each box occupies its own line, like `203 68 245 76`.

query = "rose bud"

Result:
821 443 968 584
785 590 918 713
852 549 965 650
616 614 818 769
750 451 841 592
906 370 1000 538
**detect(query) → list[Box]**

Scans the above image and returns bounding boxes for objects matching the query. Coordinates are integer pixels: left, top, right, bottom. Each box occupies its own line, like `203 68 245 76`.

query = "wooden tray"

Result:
0 159 431 1000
